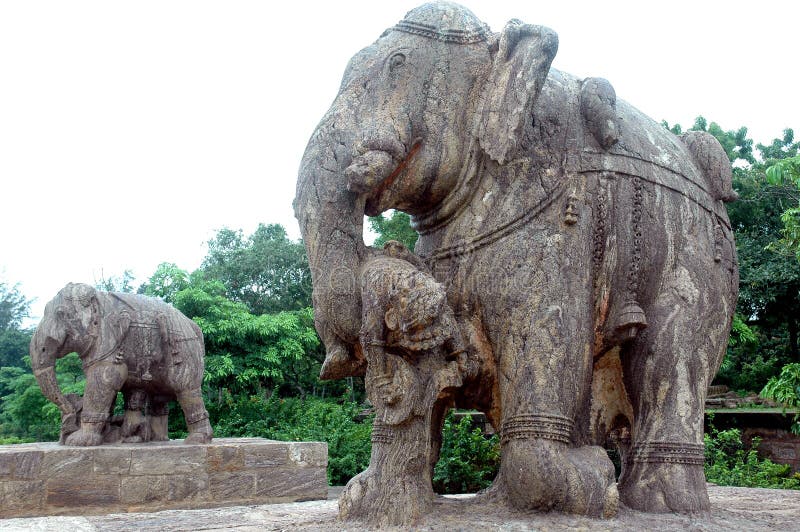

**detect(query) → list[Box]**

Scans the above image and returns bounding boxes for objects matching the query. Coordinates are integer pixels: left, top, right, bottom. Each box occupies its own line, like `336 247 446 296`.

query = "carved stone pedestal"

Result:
0 438 327 518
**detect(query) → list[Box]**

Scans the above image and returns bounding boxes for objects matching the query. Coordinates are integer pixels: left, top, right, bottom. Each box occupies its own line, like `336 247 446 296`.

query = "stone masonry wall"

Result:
0 438 327 518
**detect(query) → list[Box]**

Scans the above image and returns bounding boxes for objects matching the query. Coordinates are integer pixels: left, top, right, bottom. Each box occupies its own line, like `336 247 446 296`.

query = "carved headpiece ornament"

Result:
393 1 490 44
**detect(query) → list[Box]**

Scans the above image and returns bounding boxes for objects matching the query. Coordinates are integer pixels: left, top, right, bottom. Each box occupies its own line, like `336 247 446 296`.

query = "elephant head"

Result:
30 282 100 414
294 2 557 377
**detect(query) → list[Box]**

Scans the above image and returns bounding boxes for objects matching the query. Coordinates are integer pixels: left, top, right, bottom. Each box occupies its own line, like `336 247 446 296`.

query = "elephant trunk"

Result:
295 110 368 379
30 325 72 414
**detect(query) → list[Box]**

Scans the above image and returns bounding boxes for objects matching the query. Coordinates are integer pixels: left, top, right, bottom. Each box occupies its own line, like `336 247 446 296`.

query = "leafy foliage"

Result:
766 155 800 260
0 353 85 441
94 270 136 293
0 327 32 370
0 280 30 332
202 224 312 314
0 280 33 369
172 275 320 398
703 125 800 391
139 262 190 303
704 427 800 489
368 210 418 250
210 393 372 485
433 412 500 494
761 363 800 433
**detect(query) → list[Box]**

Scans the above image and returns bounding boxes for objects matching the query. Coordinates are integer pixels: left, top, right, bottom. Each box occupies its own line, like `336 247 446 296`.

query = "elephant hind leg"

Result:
619 279 731 512
177 387 212 444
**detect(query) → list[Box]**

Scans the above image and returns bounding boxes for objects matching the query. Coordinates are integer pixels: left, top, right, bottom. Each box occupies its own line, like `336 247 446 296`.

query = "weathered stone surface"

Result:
130 445 206 475
242 444 287 468
120 476 169 505
288 442 327 468
0 450 43 480
207 445 244 472
3 486 800 531
46 476 121 507
209 471 256 500
255 467 327 499
0 439 327 518
29 283 212 447
295 1 738 525
166 474 209 502
0 480 44 512
41 448 94 477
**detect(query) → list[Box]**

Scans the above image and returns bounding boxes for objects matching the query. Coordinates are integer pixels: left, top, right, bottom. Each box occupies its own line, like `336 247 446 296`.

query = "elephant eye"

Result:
388 53 406 72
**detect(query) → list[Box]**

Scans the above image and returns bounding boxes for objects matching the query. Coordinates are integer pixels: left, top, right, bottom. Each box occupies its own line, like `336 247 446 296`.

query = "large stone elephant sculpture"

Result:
30 282 213 446
294 1 737 523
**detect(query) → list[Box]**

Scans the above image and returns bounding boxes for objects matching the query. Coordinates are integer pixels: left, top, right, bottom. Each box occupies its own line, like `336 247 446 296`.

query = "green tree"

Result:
139 262 190 303
95 270 135 293
368 210 418 250
171 274 321 399
0 280 32 369
202 224 312 314
766 154 800 260
758 129 799 162
761 363 800 434
0 352 85 441
0 280 30 333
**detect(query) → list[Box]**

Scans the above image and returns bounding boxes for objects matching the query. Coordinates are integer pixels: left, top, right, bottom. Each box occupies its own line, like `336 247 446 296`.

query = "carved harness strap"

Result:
420 181 568 265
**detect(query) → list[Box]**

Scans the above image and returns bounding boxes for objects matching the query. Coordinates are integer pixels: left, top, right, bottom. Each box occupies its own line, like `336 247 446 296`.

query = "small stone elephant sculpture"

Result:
30 282 213 446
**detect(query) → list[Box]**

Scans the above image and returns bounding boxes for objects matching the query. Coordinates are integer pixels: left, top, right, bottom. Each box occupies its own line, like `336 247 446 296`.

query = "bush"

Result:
704 427 800 489
0 436 34 444
210 392 372 485
761 363 800 433
433 412 500 494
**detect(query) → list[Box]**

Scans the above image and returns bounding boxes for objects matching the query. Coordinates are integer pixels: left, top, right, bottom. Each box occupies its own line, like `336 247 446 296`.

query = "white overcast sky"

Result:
1 1 798 323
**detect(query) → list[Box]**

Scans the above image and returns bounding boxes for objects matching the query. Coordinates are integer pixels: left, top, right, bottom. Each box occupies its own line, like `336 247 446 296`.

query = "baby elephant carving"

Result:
31 283 212 446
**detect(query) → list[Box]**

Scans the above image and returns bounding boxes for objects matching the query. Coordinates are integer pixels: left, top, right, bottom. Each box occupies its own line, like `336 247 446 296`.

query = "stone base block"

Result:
0 438 327 518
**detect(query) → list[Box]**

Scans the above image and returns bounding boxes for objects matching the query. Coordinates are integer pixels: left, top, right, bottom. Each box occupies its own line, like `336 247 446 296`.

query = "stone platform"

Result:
0 438 327 518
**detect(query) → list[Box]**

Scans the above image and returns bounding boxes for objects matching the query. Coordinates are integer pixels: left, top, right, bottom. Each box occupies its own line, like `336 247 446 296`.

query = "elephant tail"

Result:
679 131 737 202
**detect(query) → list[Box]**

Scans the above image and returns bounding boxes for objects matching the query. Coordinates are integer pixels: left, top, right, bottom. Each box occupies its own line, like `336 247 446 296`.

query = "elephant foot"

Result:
339 465 429 526
184 431 212 444
64 426 104 447
184 416 213 444
619 460 708 513
498 439 617 517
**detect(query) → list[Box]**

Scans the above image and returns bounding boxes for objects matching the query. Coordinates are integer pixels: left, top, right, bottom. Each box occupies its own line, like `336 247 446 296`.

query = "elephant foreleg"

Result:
65 362 126 446
177 387 212 444
484 227 617 516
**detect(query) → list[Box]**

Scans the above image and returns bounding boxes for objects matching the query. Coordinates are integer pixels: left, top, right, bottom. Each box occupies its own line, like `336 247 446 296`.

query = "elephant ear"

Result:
477 20 558 165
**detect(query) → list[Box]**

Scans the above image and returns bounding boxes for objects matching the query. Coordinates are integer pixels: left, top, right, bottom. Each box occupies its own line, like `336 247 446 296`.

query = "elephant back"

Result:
86 292 205 374
531 69 731 227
